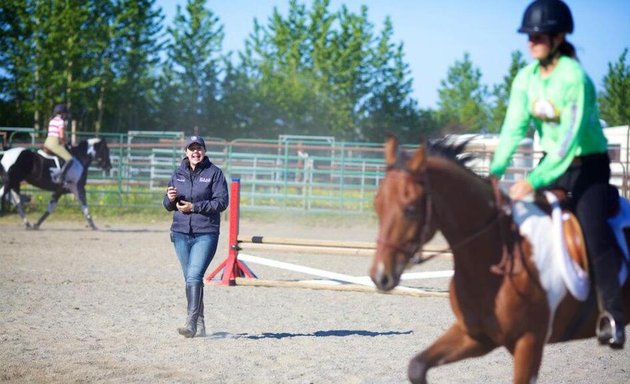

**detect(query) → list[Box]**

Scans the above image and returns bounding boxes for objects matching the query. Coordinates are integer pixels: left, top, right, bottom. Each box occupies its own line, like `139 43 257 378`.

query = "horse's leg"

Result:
9 188 32 228
408 324 496 384
73 184 97 230
0 185 6 214
510 332 545 384
33 190 63 230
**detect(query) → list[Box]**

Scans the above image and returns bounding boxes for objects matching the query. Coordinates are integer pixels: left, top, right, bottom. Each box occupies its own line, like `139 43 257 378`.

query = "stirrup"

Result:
596 311 625 349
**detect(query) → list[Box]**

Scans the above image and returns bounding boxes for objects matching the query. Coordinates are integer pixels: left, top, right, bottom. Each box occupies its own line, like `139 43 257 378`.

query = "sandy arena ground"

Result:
1 213 630 383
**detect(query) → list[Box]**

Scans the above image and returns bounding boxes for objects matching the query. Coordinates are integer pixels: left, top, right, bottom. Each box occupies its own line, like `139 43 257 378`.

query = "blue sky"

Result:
156 0 630 109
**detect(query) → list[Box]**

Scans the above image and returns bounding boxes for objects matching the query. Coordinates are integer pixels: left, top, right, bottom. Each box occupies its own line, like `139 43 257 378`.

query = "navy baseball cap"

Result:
185 135 206 150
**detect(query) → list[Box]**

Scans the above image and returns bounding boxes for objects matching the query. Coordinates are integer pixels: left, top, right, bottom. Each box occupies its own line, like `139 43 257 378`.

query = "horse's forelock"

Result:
391 149 410 171
87 137 101 146
86 137 108 155
91 137 111 170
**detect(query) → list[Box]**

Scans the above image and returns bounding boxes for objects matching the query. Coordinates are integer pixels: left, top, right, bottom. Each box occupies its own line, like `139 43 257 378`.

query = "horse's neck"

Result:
426 157 496 245
71 142 90 166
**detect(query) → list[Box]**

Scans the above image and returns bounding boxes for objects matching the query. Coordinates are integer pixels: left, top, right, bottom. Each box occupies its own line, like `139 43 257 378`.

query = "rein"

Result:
415 207 502 264
377 167 503 264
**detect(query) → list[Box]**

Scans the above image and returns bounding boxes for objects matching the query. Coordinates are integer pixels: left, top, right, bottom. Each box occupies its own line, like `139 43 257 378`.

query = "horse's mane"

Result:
426 136 477 170
418 136 497 192
393 136 476 172
75 139 88 151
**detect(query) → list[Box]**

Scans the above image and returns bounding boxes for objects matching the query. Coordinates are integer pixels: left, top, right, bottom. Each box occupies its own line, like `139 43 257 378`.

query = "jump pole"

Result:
204 178 451 296
205 178 257 286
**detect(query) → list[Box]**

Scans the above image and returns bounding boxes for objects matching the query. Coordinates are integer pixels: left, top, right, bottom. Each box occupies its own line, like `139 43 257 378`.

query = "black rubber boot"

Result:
593 254 625 349
195 286 206 337
178 282 202 338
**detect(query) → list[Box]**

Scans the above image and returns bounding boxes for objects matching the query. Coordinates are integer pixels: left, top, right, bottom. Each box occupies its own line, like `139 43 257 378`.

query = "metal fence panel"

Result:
2 128 629 212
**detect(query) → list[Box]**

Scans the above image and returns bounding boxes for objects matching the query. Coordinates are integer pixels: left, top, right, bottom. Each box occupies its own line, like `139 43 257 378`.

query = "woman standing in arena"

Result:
163 136 228 338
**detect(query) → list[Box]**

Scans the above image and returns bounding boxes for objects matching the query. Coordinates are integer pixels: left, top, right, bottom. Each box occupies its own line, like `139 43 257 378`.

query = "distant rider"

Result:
44 104 74 184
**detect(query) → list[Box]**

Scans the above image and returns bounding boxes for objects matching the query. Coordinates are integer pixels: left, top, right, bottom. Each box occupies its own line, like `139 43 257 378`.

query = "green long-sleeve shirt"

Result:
490 56 607 189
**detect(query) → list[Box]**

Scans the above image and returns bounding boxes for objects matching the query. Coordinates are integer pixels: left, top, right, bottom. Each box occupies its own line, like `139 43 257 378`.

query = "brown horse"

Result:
369 136 630 384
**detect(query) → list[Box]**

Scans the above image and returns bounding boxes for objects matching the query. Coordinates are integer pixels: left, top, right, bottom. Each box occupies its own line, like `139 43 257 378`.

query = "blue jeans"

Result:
171 232 219 284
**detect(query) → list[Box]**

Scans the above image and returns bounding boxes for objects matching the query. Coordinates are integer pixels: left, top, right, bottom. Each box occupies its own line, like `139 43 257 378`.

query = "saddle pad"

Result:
37 149 58 160
512 197 571 320
37 149 62 169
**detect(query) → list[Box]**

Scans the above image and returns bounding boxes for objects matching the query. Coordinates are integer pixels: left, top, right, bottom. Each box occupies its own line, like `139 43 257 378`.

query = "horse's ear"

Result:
408 145 426 172
384 134 399 166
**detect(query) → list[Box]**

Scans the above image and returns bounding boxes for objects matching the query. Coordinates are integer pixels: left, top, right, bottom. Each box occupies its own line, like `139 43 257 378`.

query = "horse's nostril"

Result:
371 272 391 290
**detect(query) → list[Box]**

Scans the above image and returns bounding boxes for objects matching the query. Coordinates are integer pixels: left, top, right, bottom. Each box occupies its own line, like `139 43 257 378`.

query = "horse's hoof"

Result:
408 358 429 384
597 312 625 349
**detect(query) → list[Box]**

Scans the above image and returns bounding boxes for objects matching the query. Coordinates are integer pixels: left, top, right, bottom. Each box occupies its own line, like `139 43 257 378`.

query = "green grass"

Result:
2 183 378 226
0 194 377 226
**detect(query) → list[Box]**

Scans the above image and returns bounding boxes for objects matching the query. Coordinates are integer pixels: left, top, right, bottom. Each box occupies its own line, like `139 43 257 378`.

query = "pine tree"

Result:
599 48 630 127
161 0 224 136
489 51 527 133
108 0 164 132
437 52 489 134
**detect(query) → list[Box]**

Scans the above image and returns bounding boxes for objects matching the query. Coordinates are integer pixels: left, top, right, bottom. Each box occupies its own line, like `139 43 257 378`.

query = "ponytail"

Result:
558 40 577 60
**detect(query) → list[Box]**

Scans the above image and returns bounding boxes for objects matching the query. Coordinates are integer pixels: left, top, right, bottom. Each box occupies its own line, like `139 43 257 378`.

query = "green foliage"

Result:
437 52 489 134
216 0 427 141
11 1 624 141
107 0 165 132
0 0 33 125
0 0 165 133
159 0 224 135
361 18 425 143
489 51 527 133
599 48 630 127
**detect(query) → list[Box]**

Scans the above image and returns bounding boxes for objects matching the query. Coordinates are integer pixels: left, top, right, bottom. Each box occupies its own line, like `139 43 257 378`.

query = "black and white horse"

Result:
0 137 112 229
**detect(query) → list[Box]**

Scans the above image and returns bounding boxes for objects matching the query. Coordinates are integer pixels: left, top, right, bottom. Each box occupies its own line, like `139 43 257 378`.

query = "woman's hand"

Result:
509 179 534 200
176 199 194 213
166 186 177 202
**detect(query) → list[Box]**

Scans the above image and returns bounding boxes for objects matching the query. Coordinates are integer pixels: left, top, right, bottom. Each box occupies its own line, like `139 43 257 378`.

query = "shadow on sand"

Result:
205 329 413 340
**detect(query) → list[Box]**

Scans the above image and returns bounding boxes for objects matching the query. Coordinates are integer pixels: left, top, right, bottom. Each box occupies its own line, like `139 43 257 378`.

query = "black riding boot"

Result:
178 282 203 338
195 286 206 337
56 158 74 184
593 253 625 349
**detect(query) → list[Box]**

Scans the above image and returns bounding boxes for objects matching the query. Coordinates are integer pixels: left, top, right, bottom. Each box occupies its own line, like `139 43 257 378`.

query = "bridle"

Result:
377 164 502 264
376 167 434 262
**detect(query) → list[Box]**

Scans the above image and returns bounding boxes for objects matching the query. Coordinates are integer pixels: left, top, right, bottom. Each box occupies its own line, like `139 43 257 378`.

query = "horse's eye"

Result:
404 205 418 218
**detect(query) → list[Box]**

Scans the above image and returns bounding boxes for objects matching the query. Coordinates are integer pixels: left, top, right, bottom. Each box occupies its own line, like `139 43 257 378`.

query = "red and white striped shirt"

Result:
47 115 65 139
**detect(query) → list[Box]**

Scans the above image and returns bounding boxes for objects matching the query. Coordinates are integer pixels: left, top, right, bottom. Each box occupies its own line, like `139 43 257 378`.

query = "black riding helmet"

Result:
518 0 574 34
53 103 68 115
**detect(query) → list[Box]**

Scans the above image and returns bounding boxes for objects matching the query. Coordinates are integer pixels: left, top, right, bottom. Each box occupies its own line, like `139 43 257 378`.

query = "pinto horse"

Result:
369 136 630 384
0 138 112 230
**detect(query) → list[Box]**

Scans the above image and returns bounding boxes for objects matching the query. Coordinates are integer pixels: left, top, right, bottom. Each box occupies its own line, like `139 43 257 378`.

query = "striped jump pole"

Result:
205 178 257 286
